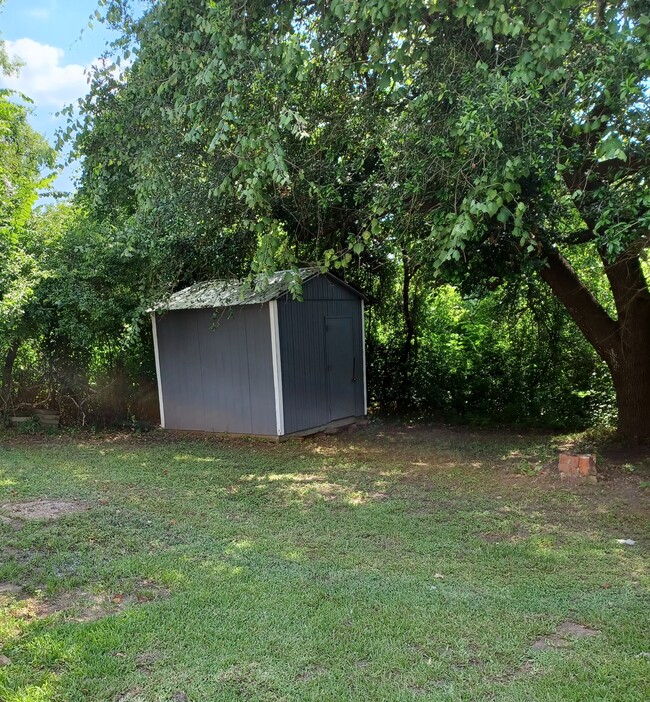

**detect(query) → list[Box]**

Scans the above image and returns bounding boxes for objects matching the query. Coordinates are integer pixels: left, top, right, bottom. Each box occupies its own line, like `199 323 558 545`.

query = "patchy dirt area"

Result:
0 582 23 596
0 515 23 530
134 651 161 674
0 499 90 523
1 546 32 563
35 590 108 622
494 659 540 684
0 580 170 623
531 622 600 651
114 687 146 702
296 664 328 682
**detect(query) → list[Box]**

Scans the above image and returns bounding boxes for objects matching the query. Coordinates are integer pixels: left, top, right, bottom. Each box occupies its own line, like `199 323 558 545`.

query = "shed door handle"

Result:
352 355 356 382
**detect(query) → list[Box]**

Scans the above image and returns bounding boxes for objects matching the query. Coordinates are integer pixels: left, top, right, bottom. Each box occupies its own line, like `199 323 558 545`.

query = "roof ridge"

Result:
150 268 325 312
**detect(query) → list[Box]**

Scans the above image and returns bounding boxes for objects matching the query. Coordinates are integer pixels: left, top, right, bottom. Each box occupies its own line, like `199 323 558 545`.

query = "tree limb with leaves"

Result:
78 0 650 436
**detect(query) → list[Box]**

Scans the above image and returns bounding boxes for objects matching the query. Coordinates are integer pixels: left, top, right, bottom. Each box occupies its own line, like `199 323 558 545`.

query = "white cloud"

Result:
0 38 92 109
27 1 57 22
28 8 51 21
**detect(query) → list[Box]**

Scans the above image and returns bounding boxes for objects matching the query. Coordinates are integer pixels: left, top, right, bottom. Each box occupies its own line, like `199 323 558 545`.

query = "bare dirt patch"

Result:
46 582 170 622
531 622 600 651
0 515 24 530
1 546 31 563
1 580 170 623
0 582 23 596
296 664 328 682
495 659 539 684
514 660 537 677
36 590 107 622
0 499 90 522
134 651 160 674
114 687 145 702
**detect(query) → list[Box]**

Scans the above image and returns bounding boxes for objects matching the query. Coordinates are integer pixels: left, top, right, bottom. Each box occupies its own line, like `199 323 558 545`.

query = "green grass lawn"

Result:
1 423 648 701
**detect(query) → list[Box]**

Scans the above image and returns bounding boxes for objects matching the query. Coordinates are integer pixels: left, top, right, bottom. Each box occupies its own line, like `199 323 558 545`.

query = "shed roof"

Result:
152 268 365 312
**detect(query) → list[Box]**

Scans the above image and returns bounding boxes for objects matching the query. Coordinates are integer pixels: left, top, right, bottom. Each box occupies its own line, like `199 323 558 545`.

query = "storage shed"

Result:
151 269 367 438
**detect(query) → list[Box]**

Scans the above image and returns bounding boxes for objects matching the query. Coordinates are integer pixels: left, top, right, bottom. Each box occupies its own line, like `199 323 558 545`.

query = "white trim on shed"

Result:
269 300 285 436
151 313 166 428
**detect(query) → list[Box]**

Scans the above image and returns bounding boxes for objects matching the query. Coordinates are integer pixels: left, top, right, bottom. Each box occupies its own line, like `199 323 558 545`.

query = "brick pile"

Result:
558 453 597 483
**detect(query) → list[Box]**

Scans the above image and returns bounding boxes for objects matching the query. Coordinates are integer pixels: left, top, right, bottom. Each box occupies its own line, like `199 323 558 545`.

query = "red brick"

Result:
578 455 596 477
558 452 597 481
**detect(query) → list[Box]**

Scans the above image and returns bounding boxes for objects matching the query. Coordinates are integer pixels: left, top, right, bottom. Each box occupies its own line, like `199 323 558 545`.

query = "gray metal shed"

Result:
151 269 367 438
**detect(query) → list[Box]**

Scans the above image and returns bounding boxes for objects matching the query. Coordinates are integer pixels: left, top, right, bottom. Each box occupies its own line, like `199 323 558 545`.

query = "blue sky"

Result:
0 0 120 195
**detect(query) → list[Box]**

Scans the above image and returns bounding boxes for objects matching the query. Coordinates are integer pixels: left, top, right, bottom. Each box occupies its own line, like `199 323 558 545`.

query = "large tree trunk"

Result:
611 348 650 439
602 251 650 439
1 340 20 416
538 246 650 439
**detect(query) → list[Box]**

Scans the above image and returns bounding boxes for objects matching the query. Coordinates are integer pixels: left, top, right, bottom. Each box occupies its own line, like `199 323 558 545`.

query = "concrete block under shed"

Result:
558 453 597 483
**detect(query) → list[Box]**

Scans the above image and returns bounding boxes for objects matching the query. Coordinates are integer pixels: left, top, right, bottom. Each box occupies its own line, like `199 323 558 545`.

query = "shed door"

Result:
325 316 357 420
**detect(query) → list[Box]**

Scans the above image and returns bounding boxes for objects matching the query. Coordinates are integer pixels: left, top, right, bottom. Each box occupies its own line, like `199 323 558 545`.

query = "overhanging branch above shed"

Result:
150 268 366 312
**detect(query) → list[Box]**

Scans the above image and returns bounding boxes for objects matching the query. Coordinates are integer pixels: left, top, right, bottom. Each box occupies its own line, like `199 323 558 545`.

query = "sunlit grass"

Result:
0 424 648 701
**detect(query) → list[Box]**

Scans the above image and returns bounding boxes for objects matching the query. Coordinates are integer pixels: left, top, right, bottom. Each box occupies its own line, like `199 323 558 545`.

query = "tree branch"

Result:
537 245 618 361
591 152 649 180
600 248 650 328
564 229 596 244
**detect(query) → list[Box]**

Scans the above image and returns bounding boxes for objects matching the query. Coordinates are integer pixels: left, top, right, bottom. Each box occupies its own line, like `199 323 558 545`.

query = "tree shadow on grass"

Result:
0 421 648 700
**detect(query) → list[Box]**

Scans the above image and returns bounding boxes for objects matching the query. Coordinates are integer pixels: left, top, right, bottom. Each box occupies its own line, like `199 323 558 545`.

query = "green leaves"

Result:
595 134 627 163
0 62 57 346
75 0 650 331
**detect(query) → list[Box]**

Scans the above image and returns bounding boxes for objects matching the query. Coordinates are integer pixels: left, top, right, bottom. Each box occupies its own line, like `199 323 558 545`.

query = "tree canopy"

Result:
71 0 650 436
0 28 57 410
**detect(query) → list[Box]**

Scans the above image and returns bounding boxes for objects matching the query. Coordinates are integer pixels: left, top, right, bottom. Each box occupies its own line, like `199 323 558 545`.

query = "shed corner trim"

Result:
269 300 285 436
151 312 166 428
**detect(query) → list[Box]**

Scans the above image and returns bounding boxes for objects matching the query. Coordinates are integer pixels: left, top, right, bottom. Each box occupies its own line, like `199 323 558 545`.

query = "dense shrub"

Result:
366 281 615 429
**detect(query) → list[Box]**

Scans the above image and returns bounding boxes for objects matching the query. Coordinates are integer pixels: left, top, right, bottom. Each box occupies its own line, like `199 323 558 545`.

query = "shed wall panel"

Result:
244 307 279 435
277 297 365 434
296 275 361 301
155 306 276 434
